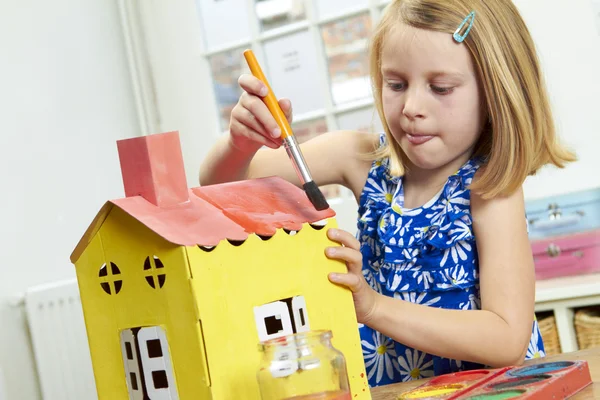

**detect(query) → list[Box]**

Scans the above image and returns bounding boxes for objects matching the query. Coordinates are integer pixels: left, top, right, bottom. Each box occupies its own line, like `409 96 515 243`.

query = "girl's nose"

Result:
402 89 426 120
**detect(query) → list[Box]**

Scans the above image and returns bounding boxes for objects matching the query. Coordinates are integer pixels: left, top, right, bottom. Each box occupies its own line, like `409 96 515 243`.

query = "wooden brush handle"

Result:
243 49 293 140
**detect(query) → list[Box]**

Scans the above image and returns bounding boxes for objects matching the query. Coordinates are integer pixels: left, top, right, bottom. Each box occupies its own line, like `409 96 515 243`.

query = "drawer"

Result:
532 229 600 280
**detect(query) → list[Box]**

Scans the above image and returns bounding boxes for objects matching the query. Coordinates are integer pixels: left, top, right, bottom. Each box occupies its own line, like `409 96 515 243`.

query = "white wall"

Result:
0 0 140 399
516 0 600 199
135 0 221 188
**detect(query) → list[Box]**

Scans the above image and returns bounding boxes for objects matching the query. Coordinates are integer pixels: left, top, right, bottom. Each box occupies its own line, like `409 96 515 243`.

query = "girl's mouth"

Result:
406 133 434 145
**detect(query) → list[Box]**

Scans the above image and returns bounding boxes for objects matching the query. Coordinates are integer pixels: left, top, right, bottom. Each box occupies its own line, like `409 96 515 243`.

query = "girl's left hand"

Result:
325 228 378 325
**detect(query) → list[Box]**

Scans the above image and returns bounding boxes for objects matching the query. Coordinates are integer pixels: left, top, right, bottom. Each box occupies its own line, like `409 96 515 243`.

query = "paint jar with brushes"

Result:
256 330 351 400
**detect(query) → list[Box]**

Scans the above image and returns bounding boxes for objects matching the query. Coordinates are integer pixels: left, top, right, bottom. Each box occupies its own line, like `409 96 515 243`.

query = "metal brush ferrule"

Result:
283 136 312 185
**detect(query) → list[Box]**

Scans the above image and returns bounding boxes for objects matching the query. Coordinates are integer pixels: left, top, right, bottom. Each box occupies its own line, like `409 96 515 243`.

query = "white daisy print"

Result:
446 217 472 243
394 291 441 306
437 266 470 289
526 324 546 359
440 240 472 267
363 269 382 292
391 196 424 217
458 294 480 310
416 270 433 289
362 332 398 383
389 272 410 292
447 188 470 206
396 348 435 381
364 177 394 204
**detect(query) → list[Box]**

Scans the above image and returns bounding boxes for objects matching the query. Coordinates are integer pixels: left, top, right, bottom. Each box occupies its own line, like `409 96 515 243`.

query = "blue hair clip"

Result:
453 11 475 43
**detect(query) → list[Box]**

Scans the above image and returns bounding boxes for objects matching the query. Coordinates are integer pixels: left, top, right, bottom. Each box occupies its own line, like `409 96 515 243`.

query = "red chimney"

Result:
117 131 189 207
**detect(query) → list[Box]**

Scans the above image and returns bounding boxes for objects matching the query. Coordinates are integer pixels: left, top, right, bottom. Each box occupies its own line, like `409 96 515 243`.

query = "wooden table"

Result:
371 348 600 399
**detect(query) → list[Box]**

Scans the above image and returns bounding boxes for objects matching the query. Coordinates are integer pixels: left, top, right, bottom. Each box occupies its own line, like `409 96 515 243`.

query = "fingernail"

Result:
326 247 336 256
260 86 268 97
271 128 281 138
329 273 341 282
328 228 338 237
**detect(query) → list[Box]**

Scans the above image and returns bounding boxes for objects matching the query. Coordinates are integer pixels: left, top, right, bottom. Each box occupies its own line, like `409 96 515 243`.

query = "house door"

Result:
120 326 179 400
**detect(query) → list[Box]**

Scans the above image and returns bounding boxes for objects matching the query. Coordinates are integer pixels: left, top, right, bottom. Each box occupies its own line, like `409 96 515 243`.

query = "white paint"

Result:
254 301 294 342
291 295 310 332
137 327 179 400
0 0 140 398
120 330 144 400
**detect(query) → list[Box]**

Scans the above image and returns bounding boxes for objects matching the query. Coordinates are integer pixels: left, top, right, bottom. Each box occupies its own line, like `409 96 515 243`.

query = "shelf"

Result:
536 273 600 303
534 273 600 354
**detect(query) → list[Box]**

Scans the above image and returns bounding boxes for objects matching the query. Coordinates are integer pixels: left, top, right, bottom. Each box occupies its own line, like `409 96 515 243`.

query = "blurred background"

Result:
1 0 599 399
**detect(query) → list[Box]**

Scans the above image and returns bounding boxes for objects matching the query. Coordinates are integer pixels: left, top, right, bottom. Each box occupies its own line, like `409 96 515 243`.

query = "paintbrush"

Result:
243 49 330 211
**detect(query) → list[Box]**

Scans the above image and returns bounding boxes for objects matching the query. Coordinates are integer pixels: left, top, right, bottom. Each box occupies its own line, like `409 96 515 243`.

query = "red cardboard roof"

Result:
70 177 336 263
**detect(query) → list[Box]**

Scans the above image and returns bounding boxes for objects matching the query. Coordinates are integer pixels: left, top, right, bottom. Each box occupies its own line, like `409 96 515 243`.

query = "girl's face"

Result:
381 23 486 173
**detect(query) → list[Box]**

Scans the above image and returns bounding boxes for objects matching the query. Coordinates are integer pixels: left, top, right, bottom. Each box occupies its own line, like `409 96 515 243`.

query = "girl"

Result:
200 0 575 387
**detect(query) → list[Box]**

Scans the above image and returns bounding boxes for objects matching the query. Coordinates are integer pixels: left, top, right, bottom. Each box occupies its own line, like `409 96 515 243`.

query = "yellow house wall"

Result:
188 219 370 399
75 207 212 399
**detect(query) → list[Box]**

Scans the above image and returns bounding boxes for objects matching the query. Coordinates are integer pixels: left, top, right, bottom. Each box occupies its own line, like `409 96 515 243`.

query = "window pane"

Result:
263 31 325 115
314 0 368 20
292 118 327 144
292 118 341 200
321 14 372 105
337 107 383 133
255 0 307 32
196 0 251 50
208 48 248 132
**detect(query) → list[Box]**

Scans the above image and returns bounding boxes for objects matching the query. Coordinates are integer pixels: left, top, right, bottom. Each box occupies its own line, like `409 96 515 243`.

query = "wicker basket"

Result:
538 314 561 356
575 307 600 350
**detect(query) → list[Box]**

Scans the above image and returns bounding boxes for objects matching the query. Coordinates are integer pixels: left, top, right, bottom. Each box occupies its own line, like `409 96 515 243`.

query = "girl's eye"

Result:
431 85 453 95
386 82 405 91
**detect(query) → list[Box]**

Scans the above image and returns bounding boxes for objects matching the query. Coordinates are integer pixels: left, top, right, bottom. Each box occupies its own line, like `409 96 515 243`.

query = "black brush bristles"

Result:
303 181 330 211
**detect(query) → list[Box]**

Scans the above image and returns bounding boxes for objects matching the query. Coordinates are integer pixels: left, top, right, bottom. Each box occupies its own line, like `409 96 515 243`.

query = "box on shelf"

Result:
537 312 561 356
526 187 600 240
575 307 600 350
531 229 600 281
526 187 600 280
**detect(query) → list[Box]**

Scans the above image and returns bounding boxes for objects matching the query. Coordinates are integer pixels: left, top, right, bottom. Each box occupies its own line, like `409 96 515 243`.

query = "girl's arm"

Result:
369 186 534 366
327 186 535 367
200 130 377 197
199 73 376 191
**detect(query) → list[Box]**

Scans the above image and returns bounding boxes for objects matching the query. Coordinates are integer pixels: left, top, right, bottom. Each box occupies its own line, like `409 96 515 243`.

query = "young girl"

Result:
200 0 575 387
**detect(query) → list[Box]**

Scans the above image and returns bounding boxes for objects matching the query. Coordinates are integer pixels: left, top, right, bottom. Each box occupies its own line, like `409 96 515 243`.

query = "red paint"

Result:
108 176 334 247
193 177 335 237
283 391 351 400
430 370 490 385
117 131 189 208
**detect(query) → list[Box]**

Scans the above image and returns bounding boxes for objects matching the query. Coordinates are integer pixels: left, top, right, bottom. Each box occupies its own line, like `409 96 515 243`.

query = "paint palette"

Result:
398 361 591 399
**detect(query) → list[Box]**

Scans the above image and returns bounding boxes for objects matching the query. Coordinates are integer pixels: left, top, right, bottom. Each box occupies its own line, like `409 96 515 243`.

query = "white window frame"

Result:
118 0 393 235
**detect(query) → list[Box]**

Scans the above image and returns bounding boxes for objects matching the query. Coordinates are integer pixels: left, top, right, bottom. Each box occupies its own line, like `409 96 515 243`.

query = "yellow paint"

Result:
76 207 211 399
74 207 370 399
399 384 465 399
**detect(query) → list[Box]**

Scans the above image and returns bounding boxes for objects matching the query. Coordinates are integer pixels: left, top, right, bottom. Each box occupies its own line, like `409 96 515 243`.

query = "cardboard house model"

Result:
70 131 370 399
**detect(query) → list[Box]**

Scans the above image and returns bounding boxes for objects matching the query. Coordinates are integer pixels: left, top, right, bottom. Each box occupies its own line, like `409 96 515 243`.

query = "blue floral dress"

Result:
357 134 545 387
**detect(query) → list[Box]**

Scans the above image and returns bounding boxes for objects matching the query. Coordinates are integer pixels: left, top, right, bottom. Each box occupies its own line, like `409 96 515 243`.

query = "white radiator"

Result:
24 279 97 400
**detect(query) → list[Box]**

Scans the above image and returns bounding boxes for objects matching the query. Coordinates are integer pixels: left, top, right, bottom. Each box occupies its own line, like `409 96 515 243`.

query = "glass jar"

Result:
257 330 351 400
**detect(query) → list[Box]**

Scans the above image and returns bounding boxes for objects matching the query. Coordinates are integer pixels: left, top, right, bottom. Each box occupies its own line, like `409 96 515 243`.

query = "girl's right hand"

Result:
229 74 294 153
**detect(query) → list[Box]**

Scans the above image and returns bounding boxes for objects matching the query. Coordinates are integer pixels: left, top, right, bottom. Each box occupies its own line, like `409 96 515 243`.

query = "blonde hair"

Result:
369 0 576 198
